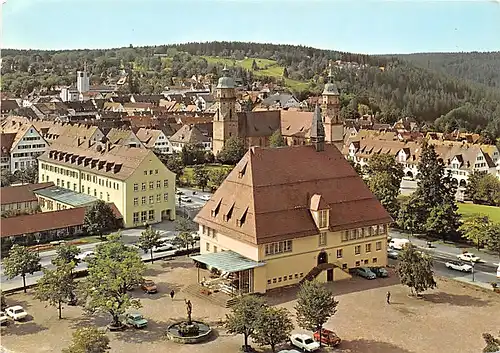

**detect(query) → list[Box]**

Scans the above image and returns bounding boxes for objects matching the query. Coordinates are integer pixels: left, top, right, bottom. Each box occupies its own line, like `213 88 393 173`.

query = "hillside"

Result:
398 52 500 89
2 42 500 141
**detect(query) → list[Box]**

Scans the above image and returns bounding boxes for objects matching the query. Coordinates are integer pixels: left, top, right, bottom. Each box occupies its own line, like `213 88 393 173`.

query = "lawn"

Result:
458 203 500 222
180 164 233 188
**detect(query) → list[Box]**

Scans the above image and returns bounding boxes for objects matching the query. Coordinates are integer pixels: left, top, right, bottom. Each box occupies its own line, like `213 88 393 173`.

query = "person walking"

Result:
170 290 175 300
386 291 391 304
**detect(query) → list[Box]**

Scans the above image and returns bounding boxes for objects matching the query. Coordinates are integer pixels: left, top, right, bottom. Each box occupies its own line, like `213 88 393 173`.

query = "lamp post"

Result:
470 261 475 282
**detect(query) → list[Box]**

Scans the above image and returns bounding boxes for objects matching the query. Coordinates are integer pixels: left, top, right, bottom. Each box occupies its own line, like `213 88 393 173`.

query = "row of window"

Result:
133 194 169 205
205 242 218 253
22 136 41 141
17 143 45 150
133 210 155 224
0 201 33 210
12 152 40 158
341 225 387 242
14 160 36 170
353 241 382 255
355 258 378 267
41 164 120 191
267 273 304 285
264 240 293 256
201 225 216 238
143 169 160 176
134 180 169 192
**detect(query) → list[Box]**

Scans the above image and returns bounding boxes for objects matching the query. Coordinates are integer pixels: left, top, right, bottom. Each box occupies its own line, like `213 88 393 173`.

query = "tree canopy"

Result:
3 244 41 293
83 200 119 238
217 137 246 165
397 244 436 296
137 226 163 263
62 327 110 353
225 295 266 351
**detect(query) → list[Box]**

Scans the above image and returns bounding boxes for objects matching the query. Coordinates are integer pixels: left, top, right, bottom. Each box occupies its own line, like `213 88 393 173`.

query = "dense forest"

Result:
2 42 500 141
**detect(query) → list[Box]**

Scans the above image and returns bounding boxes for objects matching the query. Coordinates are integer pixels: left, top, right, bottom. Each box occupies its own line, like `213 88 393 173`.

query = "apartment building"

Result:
136 128 173 154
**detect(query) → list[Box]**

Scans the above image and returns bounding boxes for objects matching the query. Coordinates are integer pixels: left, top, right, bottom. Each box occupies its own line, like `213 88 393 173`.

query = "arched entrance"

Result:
459 179 467 188
317 251 328 266
406 171 414 179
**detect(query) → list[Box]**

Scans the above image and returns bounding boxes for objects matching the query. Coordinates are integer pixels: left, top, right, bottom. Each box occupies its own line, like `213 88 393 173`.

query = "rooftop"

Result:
34 185 98 207
191 250 265 273
0 182 54 205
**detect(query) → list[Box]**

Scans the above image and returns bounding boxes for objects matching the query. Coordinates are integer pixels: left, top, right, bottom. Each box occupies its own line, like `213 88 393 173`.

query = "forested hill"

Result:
2 41 500 141
397 52 500 89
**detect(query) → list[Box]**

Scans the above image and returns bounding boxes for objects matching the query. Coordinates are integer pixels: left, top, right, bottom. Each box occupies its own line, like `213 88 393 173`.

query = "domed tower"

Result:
212 66 238 155
322 61 342 147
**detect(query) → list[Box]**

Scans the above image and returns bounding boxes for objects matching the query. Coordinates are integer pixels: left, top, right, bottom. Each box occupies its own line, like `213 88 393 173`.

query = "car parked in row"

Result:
370 267 389 278
290 333 320 352
5 306 28 321
354 267 377 280
313 328 341 347
445 260 473 272
125 313 148 329
0 311 9 325
387 249 399 259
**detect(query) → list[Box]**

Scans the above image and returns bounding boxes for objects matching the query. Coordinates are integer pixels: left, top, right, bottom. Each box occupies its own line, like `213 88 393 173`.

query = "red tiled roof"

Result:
195 144 392 245
0 182 54 205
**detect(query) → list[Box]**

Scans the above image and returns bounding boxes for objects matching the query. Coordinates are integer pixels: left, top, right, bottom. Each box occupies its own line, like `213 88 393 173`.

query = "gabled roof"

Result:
0 182 54 205
136 128 166 148
169 124 209 144
237 111 281 138
280 111 313 138
195 145 392 245
0 133 16 156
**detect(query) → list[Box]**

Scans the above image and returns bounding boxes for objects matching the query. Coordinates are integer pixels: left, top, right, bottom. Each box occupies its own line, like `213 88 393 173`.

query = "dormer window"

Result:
238 162 247 178
237 207 248 227
223 203 235 222
319 210 328 228
211 198 222 217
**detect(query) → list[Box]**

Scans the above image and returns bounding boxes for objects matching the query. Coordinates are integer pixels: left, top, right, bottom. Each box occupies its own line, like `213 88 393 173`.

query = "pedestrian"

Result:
170 289 175 300
386 291 391 304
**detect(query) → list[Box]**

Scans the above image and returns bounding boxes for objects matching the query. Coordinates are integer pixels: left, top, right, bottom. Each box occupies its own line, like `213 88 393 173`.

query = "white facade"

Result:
77 70 90 93
151 132 173 154
60 87 80 102
10 126 48 172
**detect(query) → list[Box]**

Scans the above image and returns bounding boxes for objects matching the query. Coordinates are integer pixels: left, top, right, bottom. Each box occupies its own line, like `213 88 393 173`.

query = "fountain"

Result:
166 299 212 344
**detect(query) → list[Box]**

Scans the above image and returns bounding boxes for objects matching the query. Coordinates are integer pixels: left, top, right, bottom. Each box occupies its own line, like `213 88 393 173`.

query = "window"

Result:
342 263 348 270
365 243 372 253
156 194 161 203
336 249 343 258
149 170 153 175
164 193 168 201
100 192 103 199
144 171 147 176
294 274 298 279
278 277 282 282
341 231 348 242
349 230 356 240
206 242 210 251
148 210 155 221
267 279 271 285
373 258 378 264
41 174 45 181
156 181 161 189
376 241 382 251
213 246 218 253
134 183 138 192
149 195 154 204
273 278 277 284
133 212 139 223
319 232 327 246
264 240 292 256
283 276 287 281
364 259 369 265
372 225 378 235
354 245 361 255
163 179 169 188
288 275 293 280
140 211 147 222
141 196 146 205
355 261 360 267
141 183 146 191
155 169 158 174
107 193 110 202
299 273 303 277
149 181 154 190
87 187 90 194
94 189 97 197
319 210 328 228
134 197 138 206
57 178 60 186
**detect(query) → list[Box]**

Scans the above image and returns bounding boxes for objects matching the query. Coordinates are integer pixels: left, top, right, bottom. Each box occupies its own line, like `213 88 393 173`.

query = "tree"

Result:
193 165 209 191
52 243 81 267
295 280 339 347
83 200 119 239
3 244 41 293
397 195 420 236
466 171 500 206
364 154 403 218
22 164 39 184
175 216 195 250
283 67 289 78
181 143 205 166
217 137 246 165
1 169 15 187
138 227 162 263
251 59 259 71
225 295 266 352
483 332 500 353
485 222 500 258
62 327 110 353
83 234 144 327
269 129 286 148
164 154 184 184
425 201 461 241
35 262 75 319
253 306 294 353
396 244 436 296
347 159 363 176
459 214 490 251
209 167 231 190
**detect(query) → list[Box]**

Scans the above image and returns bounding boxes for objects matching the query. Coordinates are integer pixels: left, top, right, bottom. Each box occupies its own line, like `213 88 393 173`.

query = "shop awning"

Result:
191 250 265 273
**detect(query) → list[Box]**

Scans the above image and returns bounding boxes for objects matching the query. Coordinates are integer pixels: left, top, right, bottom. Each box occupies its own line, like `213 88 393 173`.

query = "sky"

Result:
1 0 500 54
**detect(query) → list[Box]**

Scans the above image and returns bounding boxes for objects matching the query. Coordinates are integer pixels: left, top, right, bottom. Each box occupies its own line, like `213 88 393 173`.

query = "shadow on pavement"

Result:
337 339 416 353
113 318 168 344
422 292 491 307
0 317 48 336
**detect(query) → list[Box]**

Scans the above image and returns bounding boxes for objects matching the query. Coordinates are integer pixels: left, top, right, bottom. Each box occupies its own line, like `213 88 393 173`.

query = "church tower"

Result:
322 61 343 148
212 66 238 156
310 104 325 152
76 62 90 94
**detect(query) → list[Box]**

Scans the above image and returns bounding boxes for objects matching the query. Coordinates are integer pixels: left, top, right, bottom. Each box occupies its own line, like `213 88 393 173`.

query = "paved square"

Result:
1 257 499 353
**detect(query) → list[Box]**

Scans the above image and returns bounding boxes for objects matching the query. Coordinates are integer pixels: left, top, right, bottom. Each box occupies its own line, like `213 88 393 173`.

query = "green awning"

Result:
191 250 265 273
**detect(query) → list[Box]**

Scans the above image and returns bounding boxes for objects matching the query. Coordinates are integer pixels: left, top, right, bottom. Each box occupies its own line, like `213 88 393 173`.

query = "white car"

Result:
152 243 176 252
76 251 94 261
5 306 28 321
180 196 192 202
200 195 211 201
457 252 480 263
445 260 473 272
290 334 320 352
0 311 9 325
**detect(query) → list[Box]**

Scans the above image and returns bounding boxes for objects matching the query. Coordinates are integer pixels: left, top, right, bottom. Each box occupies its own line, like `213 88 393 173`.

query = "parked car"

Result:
457 252 480 263
176 190 184 195
370 267 389 278
5 306 28 321
0 311 9 325
180 196 192 202
290 334 320 352
355 267 377 280
141 279 158 294
200 195 211 201
445 261 473 272
389 238 410 250
125 313 148 328
387 249 399 259
76 251 94 261
152 243 176 252
313 328 341 347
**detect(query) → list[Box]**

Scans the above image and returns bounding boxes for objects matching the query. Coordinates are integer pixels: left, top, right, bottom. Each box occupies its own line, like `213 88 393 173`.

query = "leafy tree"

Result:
269 129 286 148
364 154 403 218
23 164 39 184
35 262 75 319
217 137 246 165
3 244 41 293
193 165 209 191
1 169 15 187
52 243 81 267
347 159 363 176
62 327 110 353
251 59 259 71
466 171 500 206
253 306 294 353
425 201 461 240
396 244 436 296
283 67 289 78
295 280 339 347
181 143 205 166
459 214 490 250
225 295 266 351
208 167 231 190
485 222 500 258
175 216 195 250
83 200 119 239
164 154 184 184
83 234 144 327
482 332 500 353
396 195 420 236
138 227 162 263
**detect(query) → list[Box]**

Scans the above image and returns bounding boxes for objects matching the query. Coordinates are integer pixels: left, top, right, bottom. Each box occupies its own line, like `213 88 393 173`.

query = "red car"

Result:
313 328 341 347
